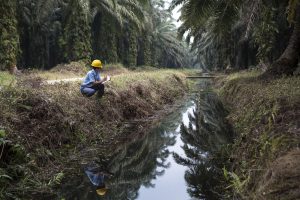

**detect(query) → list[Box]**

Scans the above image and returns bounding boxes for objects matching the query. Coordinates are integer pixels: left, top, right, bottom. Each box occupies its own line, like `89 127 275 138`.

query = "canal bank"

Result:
0 69 192 199
3 69 298 200
216 71 300 199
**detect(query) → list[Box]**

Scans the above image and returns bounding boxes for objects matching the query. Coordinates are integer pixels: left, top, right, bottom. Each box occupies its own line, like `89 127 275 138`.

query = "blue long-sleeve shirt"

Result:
84 168 105 186
80 69 101 89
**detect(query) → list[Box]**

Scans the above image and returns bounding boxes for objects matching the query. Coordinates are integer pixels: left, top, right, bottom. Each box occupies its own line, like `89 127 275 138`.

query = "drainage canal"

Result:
60 80 234 199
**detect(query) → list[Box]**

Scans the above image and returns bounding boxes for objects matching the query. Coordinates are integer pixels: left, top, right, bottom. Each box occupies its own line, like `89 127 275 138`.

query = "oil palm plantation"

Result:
0 0 190 71
151 19 189 67
171 0 251 70
149 0 189 67
171 0 300 75
17 0 62 69
90 0 147 64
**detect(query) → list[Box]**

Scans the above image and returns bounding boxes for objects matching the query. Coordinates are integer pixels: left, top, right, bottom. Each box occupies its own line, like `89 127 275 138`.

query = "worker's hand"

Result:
103 75 110 82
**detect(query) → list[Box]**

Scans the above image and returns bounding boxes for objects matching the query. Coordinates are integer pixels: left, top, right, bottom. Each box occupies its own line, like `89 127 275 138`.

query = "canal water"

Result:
60 80 233 200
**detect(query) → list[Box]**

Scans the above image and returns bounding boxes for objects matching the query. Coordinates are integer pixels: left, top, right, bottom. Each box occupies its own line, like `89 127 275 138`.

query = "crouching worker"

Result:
80 59 109 97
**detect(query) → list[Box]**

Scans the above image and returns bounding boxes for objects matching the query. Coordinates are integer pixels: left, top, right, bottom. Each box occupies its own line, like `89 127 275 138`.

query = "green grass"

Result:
220 71 300 114
1 61 198 83
35 71 82 80
110 69 186 90
0 72 15 86
218 71 300 198
220 71 300 139
178 68 201 76
224 70 261 81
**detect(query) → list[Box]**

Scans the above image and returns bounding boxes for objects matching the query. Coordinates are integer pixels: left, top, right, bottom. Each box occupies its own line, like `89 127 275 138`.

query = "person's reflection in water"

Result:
84 166 113 197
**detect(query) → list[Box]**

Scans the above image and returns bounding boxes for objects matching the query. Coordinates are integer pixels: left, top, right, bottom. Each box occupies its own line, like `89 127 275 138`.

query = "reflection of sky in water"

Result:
137 104 195 200
60 84 232 200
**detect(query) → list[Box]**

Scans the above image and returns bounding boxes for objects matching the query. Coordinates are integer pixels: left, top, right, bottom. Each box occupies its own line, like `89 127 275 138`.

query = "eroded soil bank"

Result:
217 71 300 199
0 69 191 199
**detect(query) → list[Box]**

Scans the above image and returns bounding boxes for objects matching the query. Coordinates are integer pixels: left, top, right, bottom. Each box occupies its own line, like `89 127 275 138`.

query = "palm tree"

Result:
0 0 19 72
1 0 190 71
172 0 300 75
59 0 92 63
170 0 246 69
90 0 147 64
263 3 300 76
91 0 147 31
17 0 60 69
148 0 189 67
154 20 189 67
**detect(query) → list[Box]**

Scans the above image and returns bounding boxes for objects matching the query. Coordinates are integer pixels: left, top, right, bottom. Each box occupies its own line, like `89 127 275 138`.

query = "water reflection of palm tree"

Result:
102 128 176 199
61 100 194 200
174 91 234 199
61 127 176 200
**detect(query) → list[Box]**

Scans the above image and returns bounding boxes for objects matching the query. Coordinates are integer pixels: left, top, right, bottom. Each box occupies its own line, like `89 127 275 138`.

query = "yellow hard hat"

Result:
96 188 107 196
91 59 103 68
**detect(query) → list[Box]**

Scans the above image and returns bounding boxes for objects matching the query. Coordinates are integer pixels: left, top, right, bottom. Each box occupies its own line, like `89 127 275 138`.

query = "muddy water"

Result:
60 80 233 200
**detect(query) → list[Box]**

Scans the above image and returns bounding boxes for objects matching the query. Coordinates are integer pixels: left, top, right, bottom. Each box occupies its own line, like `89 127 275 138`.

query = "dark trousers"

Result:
81 84 105 97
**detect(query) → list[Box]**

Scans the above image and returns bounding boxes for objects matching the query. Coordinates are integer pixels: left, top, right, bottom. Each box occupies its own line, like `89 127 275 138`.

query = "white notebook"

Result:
102 75 111 84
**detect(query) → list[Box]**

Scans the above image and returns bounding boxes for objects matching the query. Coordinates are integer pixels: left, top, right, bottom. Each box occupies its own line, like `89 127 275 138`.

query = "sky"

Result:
172 6 182 27
165 0 191 42
165 0 182 28
137 103 195 200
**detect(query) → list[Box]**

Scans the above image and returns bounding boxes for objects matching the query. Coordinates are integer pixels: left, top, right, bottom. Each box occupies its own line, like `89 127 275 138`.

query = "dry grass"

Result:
111 70 186 89
0 68 191 198
13 62 126 82
218 71 300 199
220 72 300 132
2 62 197 85
0 62 197 195
1 69 189 148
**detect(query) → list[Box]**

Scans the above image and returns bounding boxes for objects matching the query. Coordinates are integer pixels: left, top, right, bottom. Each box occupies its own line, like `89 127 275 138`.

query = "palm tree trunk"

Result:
263 5 300 77
236 40 249 69
128 26 138 67
0 0 19 72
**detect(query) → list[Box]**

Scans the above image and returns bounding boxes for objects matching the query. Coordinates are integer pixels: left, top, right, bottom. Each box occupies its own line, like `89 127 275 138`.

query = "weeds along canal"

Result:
59 80 234 200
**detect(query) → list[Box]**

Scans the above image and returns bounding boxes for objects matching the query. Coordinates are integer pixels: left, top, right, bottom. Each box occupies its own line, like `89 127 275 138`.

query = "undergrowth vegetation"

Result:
0 67 190 199
218 71 300 199
0 72 15 86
